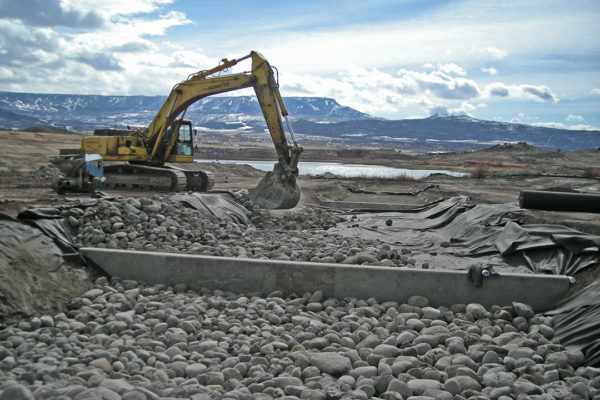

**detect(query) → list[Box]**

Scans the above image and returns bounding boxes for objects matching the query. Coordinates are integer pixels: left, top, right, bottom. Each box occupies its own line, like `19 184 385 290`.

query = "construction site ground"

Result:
2 130 599 234
1 130 599 284
0 132 600 398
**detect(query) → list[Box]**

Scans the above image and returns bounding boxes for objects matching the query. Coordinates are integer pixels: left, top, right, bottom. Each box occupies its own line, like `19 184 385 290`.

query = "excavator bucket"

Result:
248 162 300 209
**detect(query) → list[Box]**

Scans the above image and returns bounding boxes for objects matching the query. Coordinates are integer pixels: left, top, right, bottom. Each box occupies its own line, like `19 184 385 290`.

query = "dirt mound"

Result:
0 217 93 326
482 142 538 152
174 162 265 178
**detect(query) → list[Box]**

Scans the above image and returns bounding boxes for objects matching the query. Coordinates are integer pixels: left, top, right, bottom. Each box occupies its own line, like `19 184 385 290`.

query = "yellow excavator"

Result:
79 51 303 209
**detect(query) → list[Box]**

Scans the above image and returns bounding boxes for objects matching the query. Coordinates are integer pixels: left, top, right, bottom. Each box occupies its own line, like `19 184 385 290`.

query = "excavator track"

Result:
102 164 215 192
103 164 187 192
168 164 215 192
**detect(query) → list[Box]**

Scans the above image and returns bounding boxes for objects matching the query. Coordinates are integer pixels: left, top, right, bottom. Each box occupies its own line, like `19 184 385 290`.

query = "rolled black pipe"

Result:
519 190 600 213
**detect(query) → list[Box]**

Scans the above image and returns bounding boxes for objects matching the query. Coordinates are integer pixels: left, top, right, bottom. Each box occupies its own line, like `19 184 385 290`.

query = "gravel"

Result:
67 193 411 268
1 193 598 398
1 277 598 399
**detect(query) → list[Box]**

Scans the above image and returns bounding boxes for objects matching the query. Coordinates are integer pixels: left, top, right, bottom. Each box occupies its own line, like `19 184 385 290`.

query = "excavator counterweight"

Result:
77 51 303 209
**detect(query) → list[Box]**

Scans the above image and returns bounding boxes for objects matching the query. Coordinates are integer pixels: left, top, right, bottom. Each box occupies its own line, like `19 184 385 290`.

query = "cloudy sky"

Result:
0 0 598 130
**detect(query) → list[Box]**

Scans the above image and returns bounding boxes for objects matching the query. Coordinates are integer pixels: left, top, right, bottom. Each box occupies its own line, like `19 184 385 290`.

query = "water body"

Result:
196 159 466 179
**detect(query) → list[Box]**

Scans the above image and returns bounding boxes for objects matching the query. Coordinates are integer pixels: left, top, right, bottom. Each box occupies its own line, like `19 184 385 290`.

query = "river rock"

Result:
308 352 352 376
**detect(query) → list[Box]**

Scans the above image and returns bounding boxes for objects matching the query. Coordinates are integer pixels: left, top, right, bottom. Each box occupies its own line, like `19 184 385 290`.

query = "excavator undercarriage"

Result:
100 164 215 192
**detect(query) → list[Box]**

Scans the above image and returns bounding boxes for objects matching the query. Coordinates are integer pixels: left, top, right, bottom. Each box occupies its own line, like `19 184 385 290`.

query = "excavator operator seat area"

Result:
173 122 193 156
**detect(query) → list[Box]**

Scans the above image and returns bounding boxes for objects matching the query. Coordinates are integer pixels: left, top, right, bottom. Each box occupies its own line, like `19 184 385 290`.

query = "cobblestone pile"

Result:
1 277 597 399
1 193 597 399
69 195 414 268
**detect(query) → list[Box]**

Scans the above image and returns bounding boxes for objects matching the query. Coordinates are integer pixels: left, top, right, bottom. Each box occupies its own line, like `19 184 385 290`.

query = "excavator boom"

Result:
81 51 303 209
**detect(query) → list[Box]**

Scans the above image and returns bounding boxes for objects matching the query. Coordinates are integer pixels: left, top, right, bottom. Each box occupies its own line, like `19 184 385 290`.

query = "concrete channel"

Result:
81 248 572 311
316 201 424 211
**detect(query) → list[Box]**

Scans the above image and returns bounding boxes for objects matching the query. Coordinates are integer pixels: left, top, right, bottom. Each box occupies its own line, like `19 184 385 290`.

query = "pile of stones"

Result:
2 193 596 398
67 194 414 268
0 164 62 188
0 277 597 399
29 164 64 181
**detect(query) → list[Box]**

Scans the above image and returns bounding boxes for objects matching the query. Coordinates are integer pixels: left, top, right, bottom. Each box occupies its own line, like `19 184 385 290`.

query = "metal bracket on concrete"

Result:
80 248 571 311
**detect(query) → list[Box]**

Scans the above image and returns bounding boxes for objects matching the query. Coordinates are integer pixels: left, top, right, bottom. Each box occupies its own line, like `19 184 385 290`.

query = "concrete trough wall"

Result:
81 247 571 311
318 201 423 211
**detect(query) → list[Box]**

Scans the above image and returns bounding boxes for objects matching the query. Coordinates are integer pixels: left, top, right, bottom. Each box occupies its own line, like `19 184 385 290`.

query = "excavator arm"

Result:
145 51 303 208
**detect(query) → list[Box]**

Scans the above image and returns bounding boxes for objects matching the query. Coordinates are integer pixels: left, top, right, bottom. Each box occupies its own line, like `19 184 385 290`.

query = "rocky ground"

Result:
68 194 399 266
1 274 597 400
1 130 599 399
1 189 599 399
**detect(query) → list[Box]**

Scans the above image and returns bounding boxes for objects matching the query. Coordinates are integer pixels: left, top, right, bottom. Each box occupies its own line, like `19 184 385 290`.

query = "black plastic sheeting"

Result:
0 213 66 268
330 195 600 276
17 207 81 259
329 195 600 366
171 192 249 225
546 280 600 367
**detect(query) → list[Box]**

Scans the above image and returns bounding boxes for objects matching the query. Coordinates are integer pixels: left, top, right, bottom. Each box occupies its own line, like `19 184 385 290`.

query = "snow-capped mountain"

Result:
0 92 370 131
291 114 600 151
1 91 599 152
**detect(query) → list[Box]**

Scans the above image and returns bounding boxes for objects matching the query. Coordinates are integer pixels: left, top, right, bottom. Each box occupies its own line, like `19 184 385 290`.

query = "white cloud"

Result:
531 121 598 131
521 85 558 103
75 52 122 71
531 121 567 129
61 0 173 19
438 64 467 76
112 11 191 37
483 83 558 103
423 63 468 76
0 66 14 79
428 104 450 117
0 0 104 28
464 46 508 61
0 0 198 94
568 124 597 131
278 61 564 120
512 113 539 123
282 69 410 116
255 0 597 76
280 65 486 117
481 66 498 76
566 114 584 122
420 100 481 117
396 69 481 100
0 0 596 125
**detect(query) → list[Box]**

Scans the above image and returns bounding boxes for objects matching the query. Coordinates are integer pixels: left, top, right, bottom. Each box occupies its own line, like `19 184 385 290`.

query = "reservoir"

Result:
195 159 466 179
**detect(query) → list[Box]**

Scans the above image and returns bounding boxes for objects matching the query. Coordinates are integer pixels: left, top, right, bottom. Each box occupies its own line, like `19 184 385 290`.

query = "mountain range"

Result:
1 91 599 153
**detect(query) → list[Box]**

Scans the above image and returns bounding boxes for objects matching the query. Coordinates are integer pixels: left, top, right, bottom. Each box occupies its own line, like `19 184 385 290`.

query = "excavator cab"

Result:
174 122 193 156
160 120 194 159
